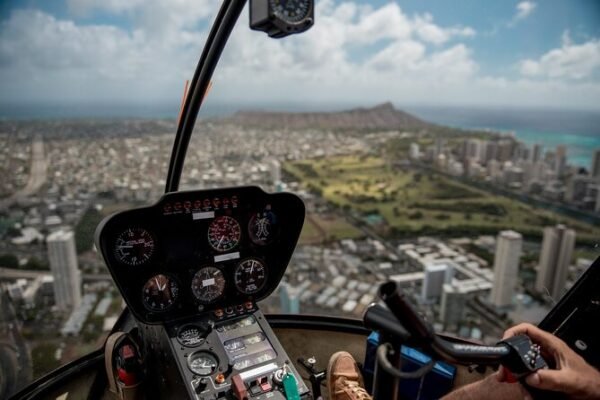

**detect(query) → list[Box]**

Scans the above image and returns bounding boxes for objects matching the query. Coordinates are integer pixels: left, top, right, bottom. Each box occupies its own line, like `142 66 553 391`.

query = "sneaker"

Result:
327 351 372 400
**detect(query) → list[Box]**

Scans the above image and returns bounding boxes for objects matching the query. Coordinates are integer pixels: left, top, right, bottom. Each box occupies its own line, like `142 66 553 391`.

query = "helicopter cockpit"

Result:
7 1 600 400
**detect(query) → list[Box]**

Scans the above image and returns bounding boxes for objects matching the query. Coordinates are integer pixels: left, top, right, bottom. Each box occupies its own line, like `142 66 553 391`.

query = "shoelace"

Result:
336 378 372 400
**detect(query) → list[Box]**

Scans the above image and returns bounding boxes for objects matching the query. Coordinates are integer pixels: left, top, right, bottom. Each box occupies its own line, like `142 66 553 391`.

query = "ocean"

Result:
406 106 600 168
1 102 598 168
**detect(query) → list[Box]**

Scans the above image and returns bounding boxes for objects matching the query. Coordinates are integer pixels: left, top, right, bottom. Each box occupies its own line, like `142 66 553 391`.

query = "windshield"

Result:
1 0 599 396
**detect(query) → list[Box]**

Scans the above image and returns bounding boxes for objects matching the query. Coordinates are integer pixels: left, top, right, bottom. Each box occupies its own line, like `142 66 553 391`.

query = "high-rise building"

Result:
485 141 498 163
465 139 482 162
440 283 468 329
421 260 454 303
279 282 300 314
497 140 514 162
591 149 600 179
535 225 576 300
47 230 81 311
490 230 522 307
409 143 420 160
269 159 281 187
532 144 543 163
555 145 567 176
565 175 593 204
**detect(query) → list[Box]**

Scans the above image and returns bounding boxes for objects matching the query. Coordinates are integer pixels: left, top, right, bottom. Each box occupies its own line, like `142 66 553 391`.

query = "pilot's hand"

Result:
496 323 600 400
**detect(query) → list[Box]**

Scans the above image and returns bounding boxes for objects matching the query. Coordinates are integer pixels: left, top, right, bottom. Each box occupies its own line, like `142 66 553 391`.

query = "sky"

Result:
0 0 600 111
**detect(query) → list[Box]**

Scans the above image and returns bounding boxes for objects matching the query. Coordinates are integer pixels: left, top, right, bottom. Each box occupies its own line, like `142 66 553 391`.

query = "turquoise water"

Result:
407 106 600 169
509 130 600 168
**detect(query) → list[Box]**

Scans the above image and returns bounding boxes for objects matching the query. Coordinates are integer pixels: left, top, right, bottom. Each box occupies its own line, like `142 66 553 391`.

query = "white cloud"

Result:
413 13 475 45
515 1 536 21
0 1 599 110
519 33 600 80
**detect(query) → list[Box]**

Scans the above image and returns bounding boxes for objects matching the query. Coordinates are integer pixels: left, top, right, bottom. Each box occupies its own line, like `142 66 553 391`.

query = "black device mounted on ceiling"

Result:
250 0 314 38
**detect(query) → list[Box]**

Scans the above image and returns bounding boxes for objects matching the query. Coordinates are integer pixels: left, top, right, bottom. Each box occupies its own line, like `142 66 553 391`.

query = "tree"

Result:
24 257 49 270
0 253 19 269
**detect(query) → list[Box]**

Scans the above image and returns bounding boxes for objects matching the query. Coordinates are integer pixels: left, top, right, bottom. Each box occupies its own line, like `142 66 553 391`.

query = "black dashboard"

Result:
95 186 305 324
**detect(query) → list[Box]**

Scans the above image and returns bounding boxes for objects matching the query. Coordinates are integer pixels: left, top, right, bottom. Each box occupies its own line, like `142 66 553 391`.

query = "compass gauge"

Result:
142 274 178 312
269 0 311 24
114 228 155 266
192 266 226 303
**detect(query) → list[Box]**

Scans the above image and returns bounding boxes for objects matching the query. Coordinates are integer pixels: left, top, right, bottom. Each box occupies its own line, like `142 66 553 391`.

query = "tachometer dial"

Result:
114 228 155 266
234 258 267 295
208 216 241 252
192 266 226 303
248 210 278 245
142 274 178 311
187 351 218 376
269 0 311 24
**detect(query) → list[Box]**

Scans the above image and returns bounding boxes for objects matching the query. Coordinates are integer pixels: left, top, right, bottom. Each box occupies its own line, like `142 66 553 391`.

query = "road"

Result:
0 268 112 282
2 135 47 207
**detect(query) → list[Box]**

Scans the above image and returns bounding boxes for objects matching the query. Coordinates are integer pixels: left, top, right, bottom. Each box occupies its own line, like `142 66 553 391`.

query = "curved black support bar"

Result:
376 343 435 379
363 303 410 342
373 281 512 365
165 0 248 193
379 281 434 342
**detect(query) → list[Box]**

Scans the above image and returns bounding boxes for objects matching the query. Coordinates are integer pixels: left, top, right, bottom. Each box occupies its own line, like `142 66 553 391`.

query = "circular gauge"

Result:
269 0 311 24
192 266 226 303
208 216 241 252
187 351 218 376
142 274 179 312
114 228 155 266
248 210 278 245
234 258 268 295
177 324 206 347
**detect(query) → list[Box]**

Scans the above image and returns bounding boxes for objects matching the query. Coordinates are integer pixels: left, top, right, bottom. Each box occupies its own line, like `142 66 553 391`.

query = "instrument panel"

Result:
95 186 305 324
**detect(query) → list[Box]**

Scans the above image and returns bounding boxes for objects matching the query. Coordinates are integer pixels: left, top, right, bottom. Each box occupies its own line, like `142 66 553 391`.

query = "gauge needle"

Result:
218 236 225 247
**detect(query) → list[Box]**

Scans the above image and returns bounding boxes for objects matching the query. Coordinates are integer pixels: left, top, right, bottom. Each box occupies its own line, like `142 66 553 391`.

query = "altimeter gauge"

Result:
142 274 179 311
114 227 155 266
208 216 241 252
234 258 267 294
192 266 226 303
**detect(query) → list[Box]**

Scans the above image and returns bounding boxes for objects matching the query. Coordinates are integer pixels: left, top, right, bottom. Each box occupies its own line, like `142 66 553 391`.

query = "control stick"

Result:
365 281 551 398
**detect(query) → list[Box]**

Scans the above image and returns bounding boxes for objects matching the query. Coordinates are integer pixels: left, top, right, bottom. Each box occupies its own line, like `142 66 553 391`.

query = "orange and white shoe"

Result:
327 351 373 400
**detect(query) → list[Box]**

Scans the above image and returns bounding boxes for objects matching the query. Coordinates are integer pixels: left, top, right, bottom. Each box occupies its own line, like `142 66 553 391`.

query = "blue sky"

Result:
1 0 599 111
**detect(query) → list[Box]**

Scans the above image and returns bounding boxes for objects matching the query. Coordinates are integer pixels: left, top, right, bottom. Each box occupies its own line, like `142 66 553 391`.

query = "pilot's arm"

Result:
443 323 600 400
497 323 600 400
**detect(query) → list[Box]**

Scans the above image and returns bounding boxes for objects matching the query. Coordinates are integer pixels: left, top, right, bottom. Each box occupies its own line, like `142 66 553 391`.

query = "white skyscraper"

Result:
591 149 600 179
47 230 82 311
421 260 454 303
440 283 468 329
279 282 300 314
490 230 523 307
535 225 576 300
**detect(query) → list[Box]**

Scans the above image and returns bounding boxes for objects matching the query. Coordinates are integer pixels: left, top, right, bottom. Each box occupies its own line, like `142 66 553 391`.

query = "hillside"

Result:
226 102 436 130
